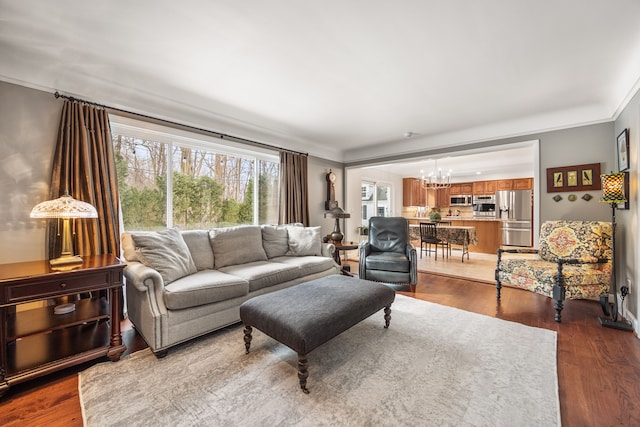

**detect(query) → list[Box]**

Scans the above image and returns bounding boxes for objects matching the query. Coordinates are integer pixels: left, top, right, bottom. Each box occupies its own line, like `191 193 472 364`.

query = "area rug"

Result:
79 295 560 426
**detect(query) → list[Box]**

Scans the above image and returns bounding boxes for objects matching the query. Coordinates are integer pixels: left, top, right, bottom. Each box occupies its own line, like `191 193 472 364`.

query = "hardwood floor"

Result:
1 271 640 426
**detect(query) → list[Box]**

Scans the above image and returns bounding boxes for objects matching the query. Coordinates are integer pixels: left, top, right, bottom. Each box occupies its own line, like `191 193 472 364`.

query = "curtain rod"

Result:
53 91 308 156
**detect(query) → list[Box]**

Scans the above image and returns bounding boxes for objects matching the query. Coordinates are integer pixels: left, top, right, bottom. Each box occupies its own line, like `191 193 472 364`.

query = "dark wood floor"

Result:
2 270 640 426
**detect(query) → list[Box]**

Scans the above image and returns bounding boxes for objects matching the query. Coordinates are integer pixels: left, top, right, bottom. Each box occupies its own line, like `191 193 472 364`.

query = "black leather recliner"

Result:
359 216 417 285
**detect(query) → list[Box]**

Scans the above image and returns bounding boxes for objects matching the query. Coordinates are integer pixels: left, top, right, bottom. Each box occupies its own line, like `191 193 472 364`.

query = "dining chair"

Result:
419 222 448 260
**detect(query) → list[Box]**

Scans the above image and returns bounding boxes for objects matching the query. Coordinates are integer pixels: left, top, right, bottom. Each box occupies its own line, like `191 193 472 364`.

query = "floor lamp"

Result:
598 172 633 332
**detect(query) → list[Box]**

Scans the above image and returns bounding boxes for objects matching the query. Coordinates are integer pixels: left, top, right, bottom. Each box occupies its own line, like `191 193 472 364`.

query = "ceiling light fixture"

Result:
421 159 452 190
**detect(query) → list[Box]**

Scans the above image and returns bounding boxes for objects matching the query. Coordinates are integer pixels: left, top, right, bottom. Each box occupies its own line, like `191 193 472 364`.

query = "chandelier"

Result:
421 160 452 190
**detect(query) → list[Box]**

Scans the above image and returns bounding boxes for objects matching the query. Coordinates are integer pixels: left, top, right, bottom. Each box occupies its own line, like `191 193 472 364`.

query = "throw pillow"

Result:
130 228 197 284
261 225 289 258
210 225 268 269
286 226 322 256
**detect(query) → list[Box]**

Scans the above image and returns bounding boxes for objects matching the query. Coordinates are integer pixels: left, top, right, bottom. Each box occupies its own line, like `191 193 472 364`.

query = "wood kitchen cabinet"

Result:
0 254 126 397
403 178 426 206
496 178 533 191
496 179 514 190
448 219 501 255
513 178 533 190
460 183 473 194
473 181 492 195
436 187 450 208
450 183 473 195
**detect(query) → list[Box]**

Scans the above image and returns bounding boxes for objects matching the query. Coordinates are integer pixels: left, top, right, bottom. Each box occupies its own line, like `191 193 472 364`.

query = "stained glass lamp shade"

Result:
30 191 98 266
600 172 627 204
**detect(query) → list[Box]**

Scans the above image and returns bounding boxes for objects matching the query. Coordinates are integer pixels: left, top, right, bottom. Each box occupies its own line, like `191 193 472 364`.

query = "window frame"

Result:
110 115 279 229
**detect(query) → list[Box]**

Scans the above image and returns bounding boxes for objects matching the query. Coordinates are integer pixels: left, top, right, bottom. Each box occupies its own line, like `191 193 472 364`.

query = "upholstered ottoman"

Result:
240 275 395 393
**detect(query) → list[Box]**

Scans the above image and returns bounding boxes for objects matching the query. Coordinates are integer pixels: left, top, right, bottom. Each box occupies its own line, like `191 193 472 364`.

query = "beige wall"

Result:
0 81 62 262
614 88 640 329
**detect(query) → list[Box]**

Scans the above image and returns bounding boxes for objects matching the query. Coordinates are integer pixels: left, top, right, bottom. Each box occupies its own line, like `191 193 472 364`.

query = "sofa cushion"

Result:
129 228 198 284
261 225 290 258
286 226 322 256
270 255 337 276
219 261 299 292
163 270 249 310
210 225 268 269
181 230 214 270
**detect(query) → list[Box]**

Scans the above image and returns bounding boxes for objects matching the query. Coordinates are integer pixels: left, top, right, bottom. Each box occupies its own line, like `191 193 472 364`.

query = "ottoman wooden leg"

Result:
384 305 392 328
298 354 310 394
243 325 253 354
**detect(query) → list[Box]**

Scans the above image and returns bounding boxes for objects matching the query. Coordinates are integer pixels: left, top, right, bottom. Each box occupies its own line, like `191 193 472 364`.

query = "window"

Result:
361 181 391 227
111 116 279 231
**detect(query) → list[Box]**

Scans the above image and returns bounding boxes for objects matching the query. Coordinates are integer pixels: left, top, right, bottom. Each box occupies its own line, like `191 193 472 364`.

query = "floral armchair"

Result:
495 220 612 322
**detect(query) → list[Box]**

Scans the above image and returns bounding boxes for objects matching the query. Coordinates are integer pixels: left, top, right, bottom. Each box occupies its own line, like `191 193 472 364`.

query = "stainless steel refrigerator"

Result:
496 189 533 247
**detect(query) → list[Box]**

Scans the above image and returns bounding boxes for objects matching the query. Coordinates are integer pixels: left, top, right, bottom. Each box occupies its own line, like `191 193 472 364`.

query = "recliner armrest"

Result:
359 242 371 278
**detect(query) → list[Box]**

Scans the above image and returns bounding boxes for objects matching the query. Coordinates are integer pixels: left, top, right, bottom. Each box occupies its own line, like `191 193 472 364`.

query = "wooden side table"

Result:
332 241 360 272
0 254 125 397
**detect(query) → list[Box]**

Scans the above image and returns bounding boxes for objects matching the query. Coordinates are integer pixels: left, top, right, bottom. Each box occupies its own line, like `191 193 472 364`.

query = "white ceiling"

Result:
1 1 640 171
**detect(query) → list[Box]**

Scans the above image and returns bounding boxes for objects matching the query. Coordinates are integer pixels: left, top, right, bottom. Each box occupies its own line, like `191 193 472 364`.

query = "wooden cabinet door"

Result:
497 179 514 190
449 184 461 195
514 178 533 190
472 181 485 195
437 188 450 207
485 180 497 193
403 178 413 206
460 183 473 194
413 179 426 206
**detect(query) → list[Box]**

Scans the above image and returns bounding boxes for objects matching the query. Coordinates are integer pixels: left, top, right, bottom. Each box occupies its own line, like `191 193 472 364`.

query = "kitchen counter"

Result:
442 216 501 221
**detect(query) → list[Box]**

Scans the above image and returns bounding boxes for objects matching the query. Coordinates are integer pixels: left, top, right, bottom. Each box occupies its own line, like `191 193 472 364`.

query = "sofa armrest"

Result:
497 247 539 264
123 261 168 315
321 242 336 259
359 242 371 278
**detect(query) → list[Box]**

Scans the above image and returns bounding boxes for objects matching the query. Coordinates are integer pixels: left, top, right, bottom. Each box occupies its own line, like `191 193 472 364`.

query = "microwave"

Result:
450 195 472 206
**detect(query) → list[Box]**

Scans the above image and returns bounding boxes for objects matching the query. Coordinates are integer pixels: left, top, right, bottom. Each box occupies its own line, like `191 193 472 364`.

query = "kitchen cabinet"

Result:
449 183 473 195
403 178 426 207
514 178 533 190
473 181 497 195
448 219 501 255
496 178 533 191
0 255 125 396
436 187 450 208
423 187 449 208
496 179 514 190
485 180 497 193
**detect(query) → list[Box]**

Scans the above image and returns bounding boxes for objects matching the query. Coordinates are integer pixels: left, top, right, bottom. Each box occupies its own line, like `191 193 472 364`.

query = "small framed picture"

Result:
581 169 593 186
553 172 563 188
617 129 629 172
567 171 578 187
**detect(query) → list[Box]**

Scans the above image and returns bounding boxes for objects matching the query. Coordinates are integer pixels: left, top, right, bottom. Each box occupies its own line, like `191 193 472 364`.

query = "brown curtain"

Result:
278 151 310 226
47 100 120 258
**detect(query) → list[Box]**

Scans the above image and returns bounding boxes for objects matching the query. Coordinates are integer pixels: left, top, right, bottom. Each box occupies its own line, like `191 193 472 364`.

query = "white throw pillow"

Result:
130 228 197 284
286 226 322 256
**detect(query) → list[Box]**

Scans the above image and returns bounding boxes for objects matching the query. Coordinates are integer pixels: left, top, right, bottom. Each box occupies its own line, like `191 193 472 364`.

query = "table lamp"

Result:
599 172 632 331
324 207 351 243
30 191 98 266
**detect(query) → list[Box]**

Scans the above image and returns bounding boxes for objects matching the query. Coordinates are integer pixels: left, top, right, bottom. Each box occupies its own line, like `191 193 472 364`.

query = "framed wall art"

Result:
546 162 601 193
617 128 629 172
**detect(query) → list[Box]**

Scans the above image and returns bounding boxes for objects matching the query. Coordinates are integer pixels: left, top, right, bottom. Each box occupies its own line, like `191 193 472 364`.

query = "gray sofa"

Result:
122 224 340 356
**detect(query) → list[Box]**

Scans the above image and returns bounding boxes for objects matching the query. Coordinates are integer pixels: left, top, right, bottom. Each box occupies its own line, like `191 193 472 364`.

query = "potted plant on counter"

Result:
429 208 442 223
